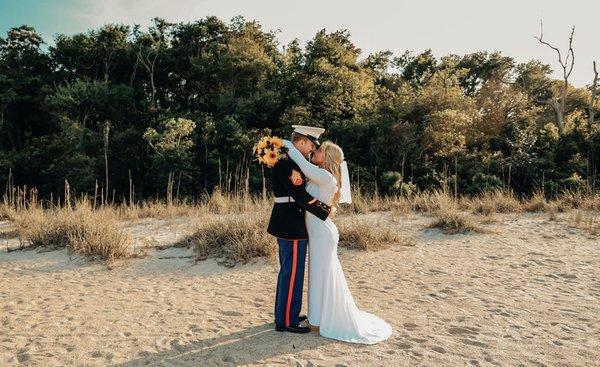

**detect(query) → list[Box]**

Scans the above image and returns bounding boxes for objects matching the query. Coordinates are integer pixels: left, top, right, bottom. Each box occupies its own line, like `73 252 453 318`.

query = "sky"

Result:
1 0 598 86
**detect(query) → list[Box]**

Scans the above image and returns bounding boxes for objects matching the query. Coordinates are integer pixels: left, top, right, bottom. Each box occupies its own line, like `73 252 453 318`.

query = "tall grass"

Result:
4 182 600 221
461 189 522 215
428 208 482 234
13 200 137 265
182 211 276 267
571 210 599 236
4 182 600 267
338 217 414 250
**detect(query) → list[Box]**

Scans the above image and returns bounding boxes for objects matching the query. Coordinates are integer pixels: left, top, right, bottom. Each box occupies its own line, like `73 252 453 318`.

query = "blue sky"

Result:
1 0 598 86
0 0 90 40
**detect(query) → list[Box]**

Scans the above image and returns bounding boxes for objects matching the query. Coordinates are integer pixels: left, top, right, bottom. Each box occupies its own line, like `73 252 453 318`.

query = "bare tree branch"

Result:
533 21 576 134
535 20 563 66
565 27 576 79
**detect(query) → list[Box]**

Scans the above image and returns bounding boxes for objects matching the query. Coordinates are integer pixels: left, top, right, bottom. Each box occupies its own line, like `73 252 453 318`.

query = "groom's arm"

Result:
274 161 331 221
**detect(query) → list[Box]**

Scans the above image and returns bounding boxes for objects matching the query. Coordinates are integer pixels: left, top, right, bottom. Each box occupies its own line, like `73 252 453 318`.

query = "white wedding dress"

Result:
286 143 392 344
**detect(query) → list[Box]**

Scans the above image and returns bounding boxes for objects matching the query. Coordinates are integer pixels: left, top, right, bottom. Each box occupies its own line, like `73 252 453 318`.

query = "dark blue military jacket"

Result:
267 156 330 239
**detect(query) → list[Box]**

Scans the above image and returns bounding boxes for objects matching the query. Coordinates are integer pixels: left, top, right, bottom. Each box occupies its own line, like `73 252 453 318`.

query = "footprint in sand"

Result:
220 310 244 316
90 350 114 360
448 326 479 335
16 348 30 364
394 341 413 350
431 346 446 353
403 322 418 330
462 338 489 348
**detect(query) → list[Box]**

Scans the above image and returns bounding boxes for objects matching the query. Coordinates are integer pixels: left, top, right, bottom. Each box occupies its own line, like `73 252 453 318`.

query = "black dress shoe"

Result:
299 315 307 322
275 324 311 334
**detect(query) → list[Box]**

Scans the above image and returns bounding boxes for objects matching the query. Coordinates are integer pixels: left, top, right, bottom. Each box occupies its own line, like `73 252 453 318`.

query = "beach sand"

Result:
1 212 599 366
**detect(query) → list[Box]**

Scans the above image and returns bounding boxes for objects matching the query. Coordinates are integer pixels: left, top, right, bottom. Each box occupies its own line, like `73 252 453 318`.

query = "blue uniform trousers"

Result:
274 238 308 327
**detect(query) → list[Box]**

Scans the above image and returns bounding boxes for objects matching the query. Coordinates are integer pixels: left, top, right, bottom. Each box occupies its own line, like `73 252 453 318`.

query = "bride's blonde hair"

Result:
319 141 344 209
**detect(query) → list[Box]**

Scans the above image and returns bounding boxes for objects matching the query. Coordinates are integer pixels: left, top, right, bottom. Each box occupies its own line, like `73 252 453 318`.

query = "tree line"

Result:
0 16 599 203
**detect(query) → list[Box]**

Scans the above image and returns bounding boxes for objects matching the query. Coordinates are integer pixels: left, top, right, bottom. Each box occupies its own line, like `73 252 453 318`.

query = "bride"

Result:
283 139 392 344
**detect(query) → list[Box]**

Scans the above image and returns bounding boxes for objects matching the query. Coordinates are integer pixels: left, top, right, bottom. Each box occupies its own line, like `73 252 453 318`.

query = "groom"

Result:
267 125 331 334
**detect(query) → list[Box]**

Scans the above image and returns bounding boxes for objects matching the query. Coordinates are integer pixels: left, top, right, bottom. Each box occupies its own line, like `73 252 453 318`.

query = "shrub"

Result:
380 171 402 195
467 172 504 195
380 171 417 197
558 173 588 194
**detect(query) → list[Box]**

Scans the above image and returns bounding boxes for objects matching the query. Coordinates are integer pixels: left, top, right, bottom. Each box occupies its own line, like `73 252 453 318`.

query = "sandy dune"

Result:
1 212 599 366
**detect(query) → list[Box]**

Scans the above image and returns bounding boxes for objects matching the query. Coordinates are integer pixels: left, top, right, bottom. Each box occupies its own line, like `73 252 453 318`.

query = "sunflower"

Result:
257 138 268 150
270 137 283 149
262 148 278 167
255 135 289 167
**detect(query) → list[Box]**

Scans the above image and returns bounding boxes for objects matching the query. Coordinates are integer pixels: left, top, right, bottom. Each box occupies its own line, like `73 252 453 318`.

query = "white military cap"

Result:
292 125 326 147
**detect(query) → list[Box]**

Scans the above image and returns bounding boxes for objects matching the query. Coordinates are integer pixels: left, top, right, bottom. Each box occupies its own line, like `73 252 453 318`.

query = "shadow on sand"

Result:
110 322 333 366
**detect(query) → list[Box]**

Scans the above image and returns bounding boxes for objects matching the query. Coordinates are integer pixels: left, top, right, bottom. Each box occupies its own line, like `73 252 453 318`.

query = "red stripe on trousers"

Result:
285 240 298 327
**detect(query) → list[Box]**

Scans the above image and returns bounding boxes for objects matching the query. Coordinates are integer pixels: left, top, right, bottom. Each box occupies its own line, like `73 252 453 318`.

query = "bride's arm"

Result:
283 140 333 185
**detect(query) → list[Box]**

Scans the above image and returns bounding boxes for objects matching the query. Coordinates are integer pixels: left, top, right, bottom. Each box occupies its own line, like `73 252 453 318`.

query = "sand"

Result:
1 212 599 366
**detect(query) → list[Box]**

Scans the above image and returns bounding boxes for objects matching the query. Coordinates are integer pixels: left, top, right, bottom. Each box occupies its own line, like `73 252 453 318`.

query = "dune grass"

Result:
429 208 482 234
338 217 414 251
12 200 137 265
461 189 522 216
181 211 276 267
4 184 600 267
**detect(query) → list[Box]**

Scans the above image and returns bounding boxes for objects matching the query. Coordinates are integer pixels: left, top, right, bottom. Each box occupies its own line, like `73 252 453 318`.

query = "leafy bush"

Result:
467 172 504 195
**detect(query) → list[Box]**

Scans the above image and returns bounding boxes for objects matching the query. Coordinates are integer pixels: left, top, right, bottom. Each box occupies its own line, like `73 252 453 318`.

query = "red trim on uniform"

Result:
285 240 298 327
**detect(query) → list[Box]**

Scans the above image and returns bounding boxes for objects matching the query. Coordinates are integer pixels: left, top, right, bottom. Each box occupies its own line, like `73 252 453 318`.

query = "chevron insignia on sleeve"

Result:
290 169 303 186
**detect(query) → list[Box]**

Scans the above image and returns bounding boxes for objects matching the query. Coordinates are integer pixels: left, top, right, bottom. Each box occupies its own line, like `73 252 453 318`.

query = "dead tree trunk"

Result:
534 21 575 134
103 121 110 205
137 48 158 107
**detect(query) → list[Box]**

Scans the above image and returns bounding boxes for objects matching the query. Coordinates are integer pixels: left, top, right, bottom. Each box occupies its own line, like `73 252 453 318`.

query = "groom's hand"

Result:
306 198 331 220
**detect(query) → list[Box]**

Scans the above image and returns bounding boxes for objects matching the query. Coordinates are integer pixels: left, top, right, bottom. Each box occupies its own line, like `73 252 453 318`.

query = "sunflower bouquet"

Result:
253 136 288 168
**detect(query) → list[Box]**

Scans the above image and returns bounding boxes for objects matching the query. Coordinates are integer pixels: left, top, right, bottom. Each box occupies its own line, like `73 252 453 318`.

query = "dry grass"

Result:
341 191 414 215
588 217 600 236
115 190 271 219
3 183 599 220
571 210 600 237
429 207 482 234
410 190 456 213
0 204 17 221
4 184 600 267
338 217 413 251
13 200 137 265
553 191 600 212
462 189 522 216
547 203 559 221
203 189 271 215
523 191 549 212
394 190 597 218
181 210 276 267
116 199 202 220
573 210 584 226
